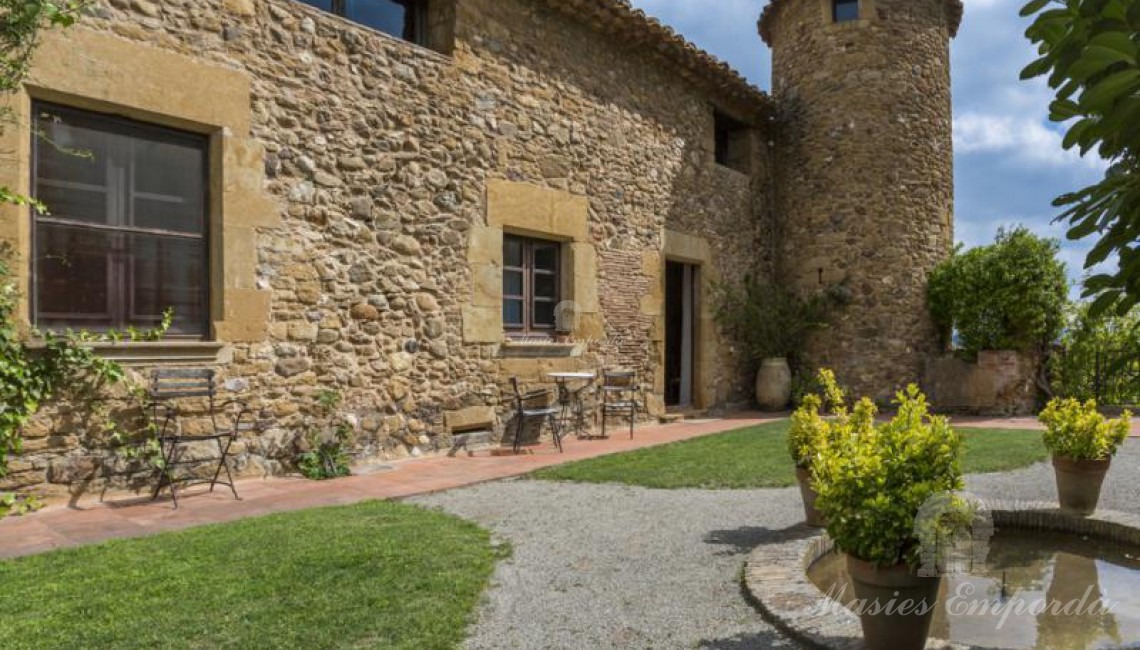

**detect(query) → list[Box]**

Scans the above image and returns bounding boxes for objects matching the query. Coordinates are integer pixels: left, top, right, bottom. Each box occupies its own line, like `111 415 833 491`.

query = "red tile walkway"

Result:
2 411 1133 561
0 412 782 560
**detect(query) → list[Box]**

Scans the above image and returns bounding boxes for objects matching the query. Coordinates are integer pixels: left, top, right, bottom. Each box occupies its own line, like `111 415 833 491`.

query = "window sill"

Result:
499 339 585 359
27 340 230 366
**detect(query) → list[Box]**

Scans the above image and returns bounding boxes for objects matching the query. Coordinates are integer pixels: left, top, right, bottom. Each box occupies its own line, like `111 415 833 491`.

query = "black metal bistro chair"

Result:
599 369 640 439
148 369 254 508
509 377 565 454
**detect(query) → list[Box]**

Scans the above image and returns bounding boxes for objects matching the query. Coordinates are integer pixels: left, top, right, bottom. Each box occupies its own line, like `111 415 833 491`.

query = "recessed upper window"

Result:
297 0 428 47
714 111 751 174
31 103 209 337
503 235 561 336
833 0 860 23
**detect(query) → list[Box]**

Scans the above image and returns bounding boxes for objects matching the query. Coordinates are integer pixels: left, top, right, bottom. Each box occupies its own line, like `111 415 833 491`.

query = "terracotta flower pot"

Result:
846 556 941 650
755 357 792 411
1052 455 1111 517
794 465 825 527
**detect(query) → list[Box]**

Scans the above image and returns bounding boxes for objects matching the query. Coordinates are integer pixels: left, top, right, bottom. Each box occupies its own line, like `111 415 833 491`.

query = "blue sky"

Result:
629 0 1107 295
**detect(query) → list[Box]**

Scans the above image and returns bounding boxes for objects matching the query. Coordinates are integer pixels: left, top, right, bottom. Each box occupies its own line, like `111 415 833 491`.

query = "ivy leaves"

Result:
1021 0 1140 317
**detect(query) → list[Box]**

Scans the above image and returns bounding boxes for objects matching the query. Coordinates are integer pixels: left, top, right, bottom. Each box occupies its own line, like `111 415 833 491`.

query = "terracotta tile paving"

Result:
2 410 1130 561
0 413 781 560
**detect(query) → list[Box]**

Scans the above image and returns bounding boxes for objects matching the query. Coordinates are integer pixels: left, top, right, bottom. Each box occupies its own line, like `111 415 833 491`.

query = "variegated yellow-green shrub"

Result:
1039 398 1131 461
787 368 872 469
813 385 963 568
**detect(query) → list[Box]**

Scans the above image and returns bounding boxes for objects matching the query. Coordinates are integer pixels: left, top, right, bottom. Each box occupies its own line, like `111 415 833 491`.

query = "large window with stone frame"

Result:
296 0 429 46
31 103 209 338
503 235 561 336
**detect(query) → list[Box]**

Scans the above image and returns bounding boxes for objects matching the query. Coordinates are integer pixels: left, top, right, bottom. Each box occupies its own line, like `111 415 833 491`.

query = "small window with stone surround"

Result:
295 0 449 51
833 0 860 22
714 111 751 174
503 234 562 337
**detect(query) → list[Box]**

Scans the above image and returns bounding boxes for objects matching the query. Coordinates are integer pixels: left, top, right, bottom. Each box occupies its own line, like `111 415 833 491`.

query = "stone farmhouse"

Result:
0 0 962 492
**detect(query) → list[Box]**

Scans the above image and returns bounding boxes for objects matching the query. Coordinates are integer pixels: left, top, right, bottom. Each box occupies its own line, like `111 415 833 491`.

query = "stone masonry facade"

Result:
1 0 959 495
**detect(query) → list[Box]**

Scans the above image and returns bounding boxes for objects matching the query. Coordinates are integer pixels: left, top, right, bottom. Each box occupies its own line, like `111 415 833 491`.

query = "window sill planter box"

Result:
1052 456 1111 517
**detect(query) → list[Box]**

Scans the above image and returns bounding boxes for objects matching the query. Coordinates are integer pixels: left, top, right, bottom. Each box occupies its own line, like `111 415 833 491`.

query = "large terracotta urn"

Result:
755 357 792 411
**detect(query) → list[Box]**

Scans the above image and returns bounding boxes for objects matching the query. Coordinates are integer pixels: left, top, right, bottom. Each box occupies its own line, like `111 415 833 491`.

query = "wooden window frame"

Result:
29 101 211 339
503 234 562 337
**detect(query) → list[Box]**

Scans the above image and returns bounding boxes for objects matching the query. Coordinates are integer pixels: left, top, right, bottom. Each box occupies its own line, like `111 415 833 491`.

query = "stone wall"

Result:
923 351 1038 416
4 0 774 496
762 0 956 401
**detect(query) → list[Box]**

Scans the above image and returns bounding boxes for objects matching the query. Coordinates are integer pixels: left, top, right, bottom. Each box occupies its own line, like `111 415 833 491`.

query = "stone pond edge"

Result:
742 500 1140 650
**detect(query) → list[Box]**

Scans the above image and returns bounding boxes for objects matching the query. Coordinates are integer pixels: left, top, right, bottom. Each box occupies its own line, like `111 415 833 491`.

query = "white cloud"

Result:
953 112 1105 170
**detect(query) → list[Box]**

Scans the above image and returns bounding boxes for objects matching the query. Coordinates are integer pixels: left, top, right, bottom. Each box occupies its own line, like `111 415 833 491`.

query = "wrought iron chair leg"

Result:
151 439 176 501
549 414 563 453
513 413 525 454
629 400 635 439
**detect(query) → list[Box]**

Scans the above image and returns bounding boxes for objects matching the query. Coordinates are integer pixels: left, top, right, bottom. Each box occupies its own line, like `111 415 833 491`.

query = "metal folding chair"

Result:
509 377 565 453
148 369 254 508
599 369 640 439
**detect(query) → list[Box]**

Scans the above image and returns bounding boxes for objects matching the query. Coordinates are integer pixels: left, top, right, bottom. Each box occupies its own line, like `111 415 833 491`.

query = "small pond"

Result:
808 530 1140 649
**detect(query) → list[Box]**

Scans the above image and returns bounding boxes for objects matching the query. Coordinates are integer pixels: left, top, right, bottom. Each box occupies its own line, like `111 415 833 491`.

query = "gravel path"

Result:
410 441 1140 650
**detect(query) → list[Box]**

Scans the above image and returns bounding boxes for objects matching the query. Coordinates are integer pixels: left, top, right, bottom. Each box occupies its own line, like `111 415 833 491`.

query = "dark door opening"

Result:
665 261 697 408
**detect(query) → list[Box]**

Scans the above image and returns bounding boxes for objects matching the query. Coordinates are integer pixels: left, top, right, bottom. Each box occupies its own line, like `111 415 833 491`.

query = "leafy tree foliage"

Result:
1052 303 1140 403
1 1 86 206
711 275 829 362
928 227 1069 354
1021 0 1140 316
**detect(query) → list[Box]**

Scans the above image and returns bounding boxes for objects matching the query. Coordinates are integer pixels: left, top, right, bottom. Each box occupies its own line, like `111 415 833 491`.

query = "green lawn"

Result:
0 501 504 650
532 421 1049 489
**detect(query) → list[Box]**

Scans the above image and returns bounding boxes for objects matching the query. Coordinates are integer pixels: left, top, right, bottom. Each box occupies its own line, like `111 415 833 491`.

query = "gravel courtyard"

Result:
410 441 1140 650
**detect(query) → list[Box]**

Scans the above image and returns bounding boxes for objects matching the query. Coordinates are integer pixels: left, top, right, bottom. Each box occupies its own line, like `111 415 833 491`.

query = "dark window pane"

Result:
131 138 205 233
35 223 113 327
297 0 333 10
35 111 110 188
503 299 524 327
345 0 419 41
133 196 205 234
533 273 557 299
36 183 109 225
32 102 209 337
503 269 524 297
533 301 555 328
504 237 524 267
129 234 207 335
533 244 558 272
834 0 859 22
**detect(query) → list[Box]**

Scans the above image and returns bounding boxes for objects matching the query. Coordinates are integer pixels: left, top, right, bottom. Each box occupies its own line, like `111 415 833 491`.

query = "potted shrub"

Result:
711 275 827 411
787 369 861 527
1039 397 1130 516
813 385 964 650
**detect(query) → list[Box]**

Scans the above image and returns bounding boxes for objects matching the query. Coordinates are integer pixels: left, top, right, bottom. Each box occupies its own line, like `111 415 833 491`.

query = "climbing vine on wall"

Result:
0 253 172 515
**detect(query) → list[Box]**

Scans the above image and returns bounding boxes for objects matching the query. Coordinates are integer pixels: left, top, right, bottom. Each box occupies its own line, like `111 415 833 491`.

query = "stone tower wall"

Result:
763 0 957 401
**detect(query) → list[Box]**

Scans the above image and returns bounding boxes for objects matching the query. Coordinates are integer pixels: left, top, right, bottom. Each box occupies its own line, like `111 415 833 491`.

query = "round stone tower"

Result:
760 0 963 401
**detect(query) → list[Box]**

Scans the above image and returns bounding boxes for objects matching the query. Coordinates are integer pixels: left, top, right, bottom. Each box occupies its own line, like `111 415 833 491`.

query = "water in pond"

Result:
808 530 1140 649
